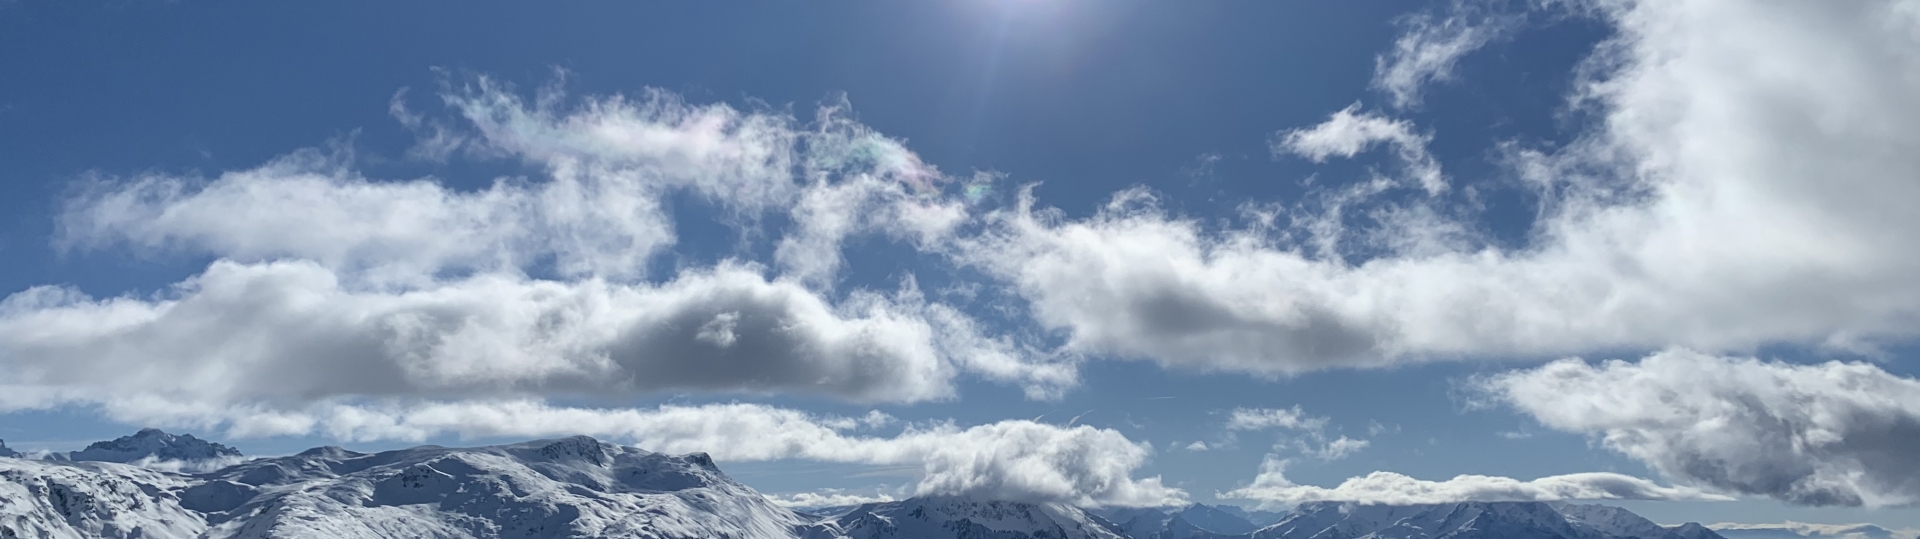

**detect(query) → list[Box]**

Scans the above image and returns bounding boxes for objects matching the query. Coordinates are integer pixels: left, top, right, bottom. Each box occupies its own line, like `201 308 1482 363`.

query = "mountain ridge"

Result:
0 429 1860 539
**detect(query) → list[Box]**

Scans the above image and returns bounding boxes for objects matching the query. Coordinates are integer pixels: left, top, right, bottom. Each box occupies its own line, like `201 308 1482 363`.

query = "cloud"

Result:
33 79 1076 406
27 399 1182 508
1274 104 1445 195
63 79 962 289
445 76 803 214
0 260 976 405
1479 349 1920 507
1372 1 1526 108
957 0 1920 374
1225 406 1368 461
60 148 668 286
1223 456 1729 508
1228 407 1329 432
1303 436 1370 461
767 489 898 509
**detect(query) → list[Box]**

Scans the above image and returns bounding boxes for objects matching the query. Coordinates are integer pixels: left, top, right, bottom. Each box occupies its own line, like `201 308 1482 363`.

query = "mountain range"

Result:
0 430 1885 539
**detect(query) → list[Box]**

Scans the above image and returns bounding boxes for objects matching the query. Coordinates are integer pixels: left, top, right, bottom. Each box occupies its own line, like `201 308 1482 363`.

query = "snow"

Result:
59 428 245 464
0 430 1834 539
828 496 1129 539
1712 522 1920 539
1242 501 1733 539
1557 503 1679 539
0 458 209 539
1176 504 1259 535
1094 504 1261 538
1 433 827 539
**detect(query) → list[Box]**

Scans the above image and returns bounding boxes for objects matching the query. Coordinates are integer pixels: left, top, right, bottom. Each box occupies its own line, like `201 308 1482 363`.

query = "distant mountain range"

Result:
1712 522 1920 539
0 430 1901 539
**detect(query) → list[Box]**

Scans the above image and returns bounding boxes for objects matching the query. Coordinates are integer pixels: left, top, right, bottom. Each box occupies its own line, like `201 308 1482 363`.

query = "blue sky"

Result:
4 0 1920 530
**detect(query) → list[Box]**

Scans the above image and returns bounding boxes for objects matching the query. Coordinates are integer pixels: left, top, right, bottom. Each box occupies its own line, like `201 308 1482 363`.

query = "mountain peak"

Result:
65 429 243 463
0 439 18 458
832 495 1128 539
1559 501 1682 539
3 435 816 539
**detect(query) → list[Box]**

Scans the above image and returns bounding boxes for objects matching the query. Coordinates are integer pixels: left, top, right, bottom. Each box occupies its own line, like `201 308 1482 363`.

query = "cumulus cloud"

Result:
1275 104 1445 195
958 0 1920 374
0 260 967 405
1479 349 1920 507
63 80 962 288
60 148 665 286
1223 456 1729 507
32 80 1073 407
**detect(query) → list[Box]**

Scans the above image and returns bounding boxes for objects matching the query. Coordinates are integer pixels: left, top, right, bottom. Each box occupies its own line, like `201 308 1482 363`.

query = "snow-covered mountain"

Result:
822 496 1130 539
1 432 828 539
1213 505 1288 528
1096 504 1261 538
0 429 1858 539
1244 501 1729 539
1176 504 1260 535
54 428 244 464
0 457 211 538
0 439 19 458
1557 503 1690 539
1712 522 1920 539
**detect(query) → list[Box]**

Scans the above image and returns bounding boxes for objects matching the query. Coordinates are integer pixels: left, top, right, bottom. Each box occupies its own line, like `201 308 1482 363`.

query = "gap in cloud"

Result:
1407 13 1616 253
643 188 779 284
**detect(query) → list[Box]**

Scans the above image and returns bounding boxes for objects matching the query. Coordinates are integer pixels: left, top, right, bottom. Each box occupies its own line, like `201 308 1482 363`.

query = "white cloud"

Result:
1479 349 1920 508
1373 1 1525 109
1301 436 1370 461
1227 407 1329 432
60 148 665 286
36 81 1071 405
767 490 898 509
1223 456 1729 508
64 80 964 290
0 260 969 405
958 0 1920 375
1225 406 1367 461
445 76 802 214
1275 104 1445 195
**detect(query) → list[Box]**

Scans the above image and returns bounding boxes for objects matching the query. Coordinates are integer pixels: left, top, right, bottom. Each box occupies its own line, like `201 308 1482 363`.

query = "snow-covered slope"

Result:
1095 504 1259 539
824 496 1129 539
1247 501 1707 539
1 433 829 539
57 428 244 464
1099 506 1174 538
1712 523 1919 539
1673 523 1730 539
1558 503 1685 539
1175 504 1258 535
0 458 208 539
1216 506 1287 528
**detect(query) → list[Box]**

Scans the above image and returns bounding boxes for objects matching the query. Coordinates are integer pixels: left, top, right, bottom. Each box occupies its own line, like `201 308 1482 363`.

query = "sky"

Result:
2 0 1919 530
